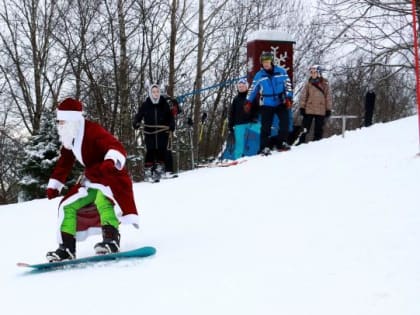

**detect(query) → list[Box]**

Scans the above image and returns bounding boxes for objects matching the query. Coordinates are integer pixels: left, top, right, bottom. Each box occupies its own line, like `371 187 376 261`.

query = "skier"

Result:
46 98 139 262
297 65 332 144
246 51 293 155
133 84 175 182
228 78 260 160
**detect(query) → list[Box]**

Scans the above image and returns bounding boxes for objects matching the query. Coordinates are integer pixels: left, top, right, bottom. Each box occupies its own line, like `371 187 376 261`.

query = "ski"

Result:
203 159 247 168
292 127 307 146
160 173 179 180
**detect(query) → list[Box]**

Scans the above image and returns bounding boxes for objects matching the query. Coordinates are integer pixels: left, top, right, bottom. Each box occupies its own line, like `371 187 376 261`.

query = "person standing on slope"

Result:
228 78 259 160
133 84 175 182
246 51 293 155
297 65 332 144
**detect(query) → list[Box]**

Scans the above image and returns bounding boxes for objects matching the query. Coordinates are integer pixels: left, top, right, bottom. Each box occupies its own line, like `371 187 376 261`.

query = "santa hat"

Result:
56 98 84 121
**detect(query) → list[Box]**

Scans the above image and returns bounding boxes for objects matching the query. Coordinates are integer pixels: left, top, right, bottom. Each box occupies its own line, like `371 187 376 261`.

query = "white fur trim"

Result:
57 110 83 121
72 119 85 166
119 214 140 228
104 149 126 170
55 181 139 244
47 178 64 191
88 182 122 214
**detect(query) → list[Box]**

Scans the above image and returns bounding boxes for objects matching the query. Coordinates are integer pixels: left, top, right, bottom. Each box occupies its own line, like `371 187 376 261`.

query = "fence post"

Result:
330 115 358 138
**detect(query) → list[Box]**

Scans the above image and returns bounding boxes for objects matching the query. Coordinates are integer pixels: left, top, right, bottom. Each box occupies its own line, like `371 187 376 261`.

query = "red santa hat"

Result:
56 98 84 121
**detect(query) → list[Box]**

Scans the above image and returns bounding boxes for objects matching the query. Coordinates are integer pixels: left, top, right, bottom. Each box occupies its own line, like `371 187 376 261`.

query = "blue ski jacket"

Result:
247 65 293 107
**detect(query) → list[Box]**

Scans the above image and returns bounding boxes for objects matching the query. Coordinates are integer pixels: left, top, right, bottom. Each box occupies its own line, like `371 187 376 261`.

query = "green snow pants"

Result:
61 188 119 236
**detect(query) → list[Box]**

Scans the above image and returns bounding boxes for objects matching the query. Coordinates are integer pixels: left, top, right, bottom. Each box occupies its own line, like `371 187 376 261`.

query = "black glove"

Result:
300 108 305 116
325 110 331 118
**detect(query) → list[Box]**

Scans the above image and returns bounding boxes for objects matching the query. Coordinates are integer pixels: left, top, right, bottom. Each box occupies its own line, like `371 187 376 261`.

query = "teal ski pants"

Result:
233 122 261 160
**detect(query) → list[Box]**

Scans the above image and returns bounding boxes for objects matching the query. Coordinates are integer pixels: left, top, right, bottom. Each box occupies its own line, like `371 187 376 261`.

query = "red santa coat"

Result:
47 119 139 242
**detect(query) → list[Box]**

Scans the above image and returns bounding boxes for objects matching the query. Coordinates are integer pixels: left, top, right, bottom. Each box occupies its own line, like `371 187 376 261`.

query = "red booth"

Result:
246 30 295 84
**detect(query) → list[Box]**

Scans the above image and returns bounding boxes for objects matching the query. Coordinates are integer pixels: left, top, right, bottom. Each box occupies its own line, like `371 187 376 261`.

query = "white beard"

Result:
57 121 81 150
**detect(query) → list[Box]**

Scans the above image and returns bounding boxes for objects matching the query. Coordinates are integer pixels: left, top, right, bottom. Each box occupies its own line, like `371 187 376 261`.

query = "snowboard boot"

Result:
94 225 120 255
46 232 76 262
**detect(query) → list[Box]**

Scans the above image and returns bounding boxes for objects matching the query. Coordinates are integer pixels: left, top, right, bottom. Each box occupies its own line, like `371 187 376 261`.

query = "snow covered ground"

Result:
1 116 420 315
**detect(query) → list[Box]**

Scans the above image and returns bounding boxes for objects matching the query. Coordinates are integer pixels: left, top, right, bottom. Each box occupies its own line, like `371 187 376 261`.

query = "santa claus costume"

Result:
46 98 139 262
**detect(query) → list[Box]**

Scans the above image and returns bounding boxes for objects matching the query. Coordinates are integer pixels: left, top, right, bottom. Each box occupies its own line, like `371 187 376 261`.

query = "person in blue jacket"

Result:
246 51 293 155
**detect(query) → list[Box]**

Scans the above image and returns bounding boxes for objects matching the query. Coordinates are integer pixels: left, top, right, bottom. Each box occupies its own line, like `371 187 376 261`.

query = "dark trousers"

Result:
165 149 174 173
260 105 289 151
364 104 374 127
299 114 325 143
144 133 169 166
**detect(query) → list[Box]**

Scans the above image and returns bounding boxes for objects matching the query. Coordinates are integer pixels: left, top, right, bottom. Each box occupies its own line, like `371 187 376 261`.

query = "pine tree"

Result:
18 110 61 201
18 111 83 201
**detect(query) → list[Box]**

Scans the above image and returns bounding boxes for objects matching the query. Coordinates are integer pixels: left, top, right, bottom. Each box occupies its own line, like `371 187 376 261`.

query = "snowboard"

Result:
17 246 156 272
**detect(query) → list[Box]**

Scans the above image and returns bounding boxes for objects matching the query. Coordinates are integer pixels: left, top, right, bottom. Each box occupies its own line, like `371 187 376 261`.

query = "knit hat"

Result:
56 98 84 121
309 65 323 76
237 78 248 88
260 51 274 64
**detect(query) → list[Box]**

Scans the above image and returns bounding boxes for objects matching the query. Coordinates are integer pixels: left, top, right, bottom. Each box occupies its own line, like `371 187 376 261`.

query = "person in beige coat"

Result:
297 65 332 144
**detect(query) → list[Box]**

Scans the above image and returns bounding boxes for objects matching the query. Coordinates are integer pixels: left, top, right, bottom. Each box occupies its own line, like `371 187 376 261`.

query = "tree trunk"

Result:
193 0 204 162
168 0 178 97
117 0 132 151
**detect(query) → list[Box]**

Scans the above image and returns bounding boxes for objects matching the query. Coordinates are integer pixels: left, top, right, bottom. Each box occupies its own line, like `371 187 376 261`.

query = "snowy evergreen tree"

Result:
18 110 61 201
18 110 82 201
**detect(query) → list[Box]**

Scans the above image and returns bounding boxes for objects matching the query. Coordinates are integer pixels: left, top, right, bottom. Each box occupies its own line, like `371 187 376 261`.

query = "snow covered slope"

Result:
1 116 419 315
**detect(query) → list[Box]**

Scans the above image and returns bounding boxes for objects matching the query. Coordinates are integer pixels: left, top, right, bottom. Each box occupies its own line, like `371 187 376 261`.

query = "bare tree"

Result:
0 0 63 134
318 0 416 72
0 100 24 204
326 54 414 138
313 0 417 127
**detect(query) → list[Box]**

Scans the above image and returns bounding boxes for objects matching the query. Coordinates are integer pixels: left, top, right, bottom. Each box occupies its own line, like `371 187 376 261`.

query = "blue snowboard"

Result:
17 246 156 273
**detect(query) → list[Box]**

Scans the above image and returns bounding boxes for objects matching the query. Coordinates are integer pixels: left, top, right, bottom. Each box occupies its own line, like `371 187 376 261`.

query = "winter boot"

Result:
161 171 178 179
94 225 120 255
152 163 163 182
261 147 271 156
143 166 153 182
277 142 291 152
46 232 76 262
